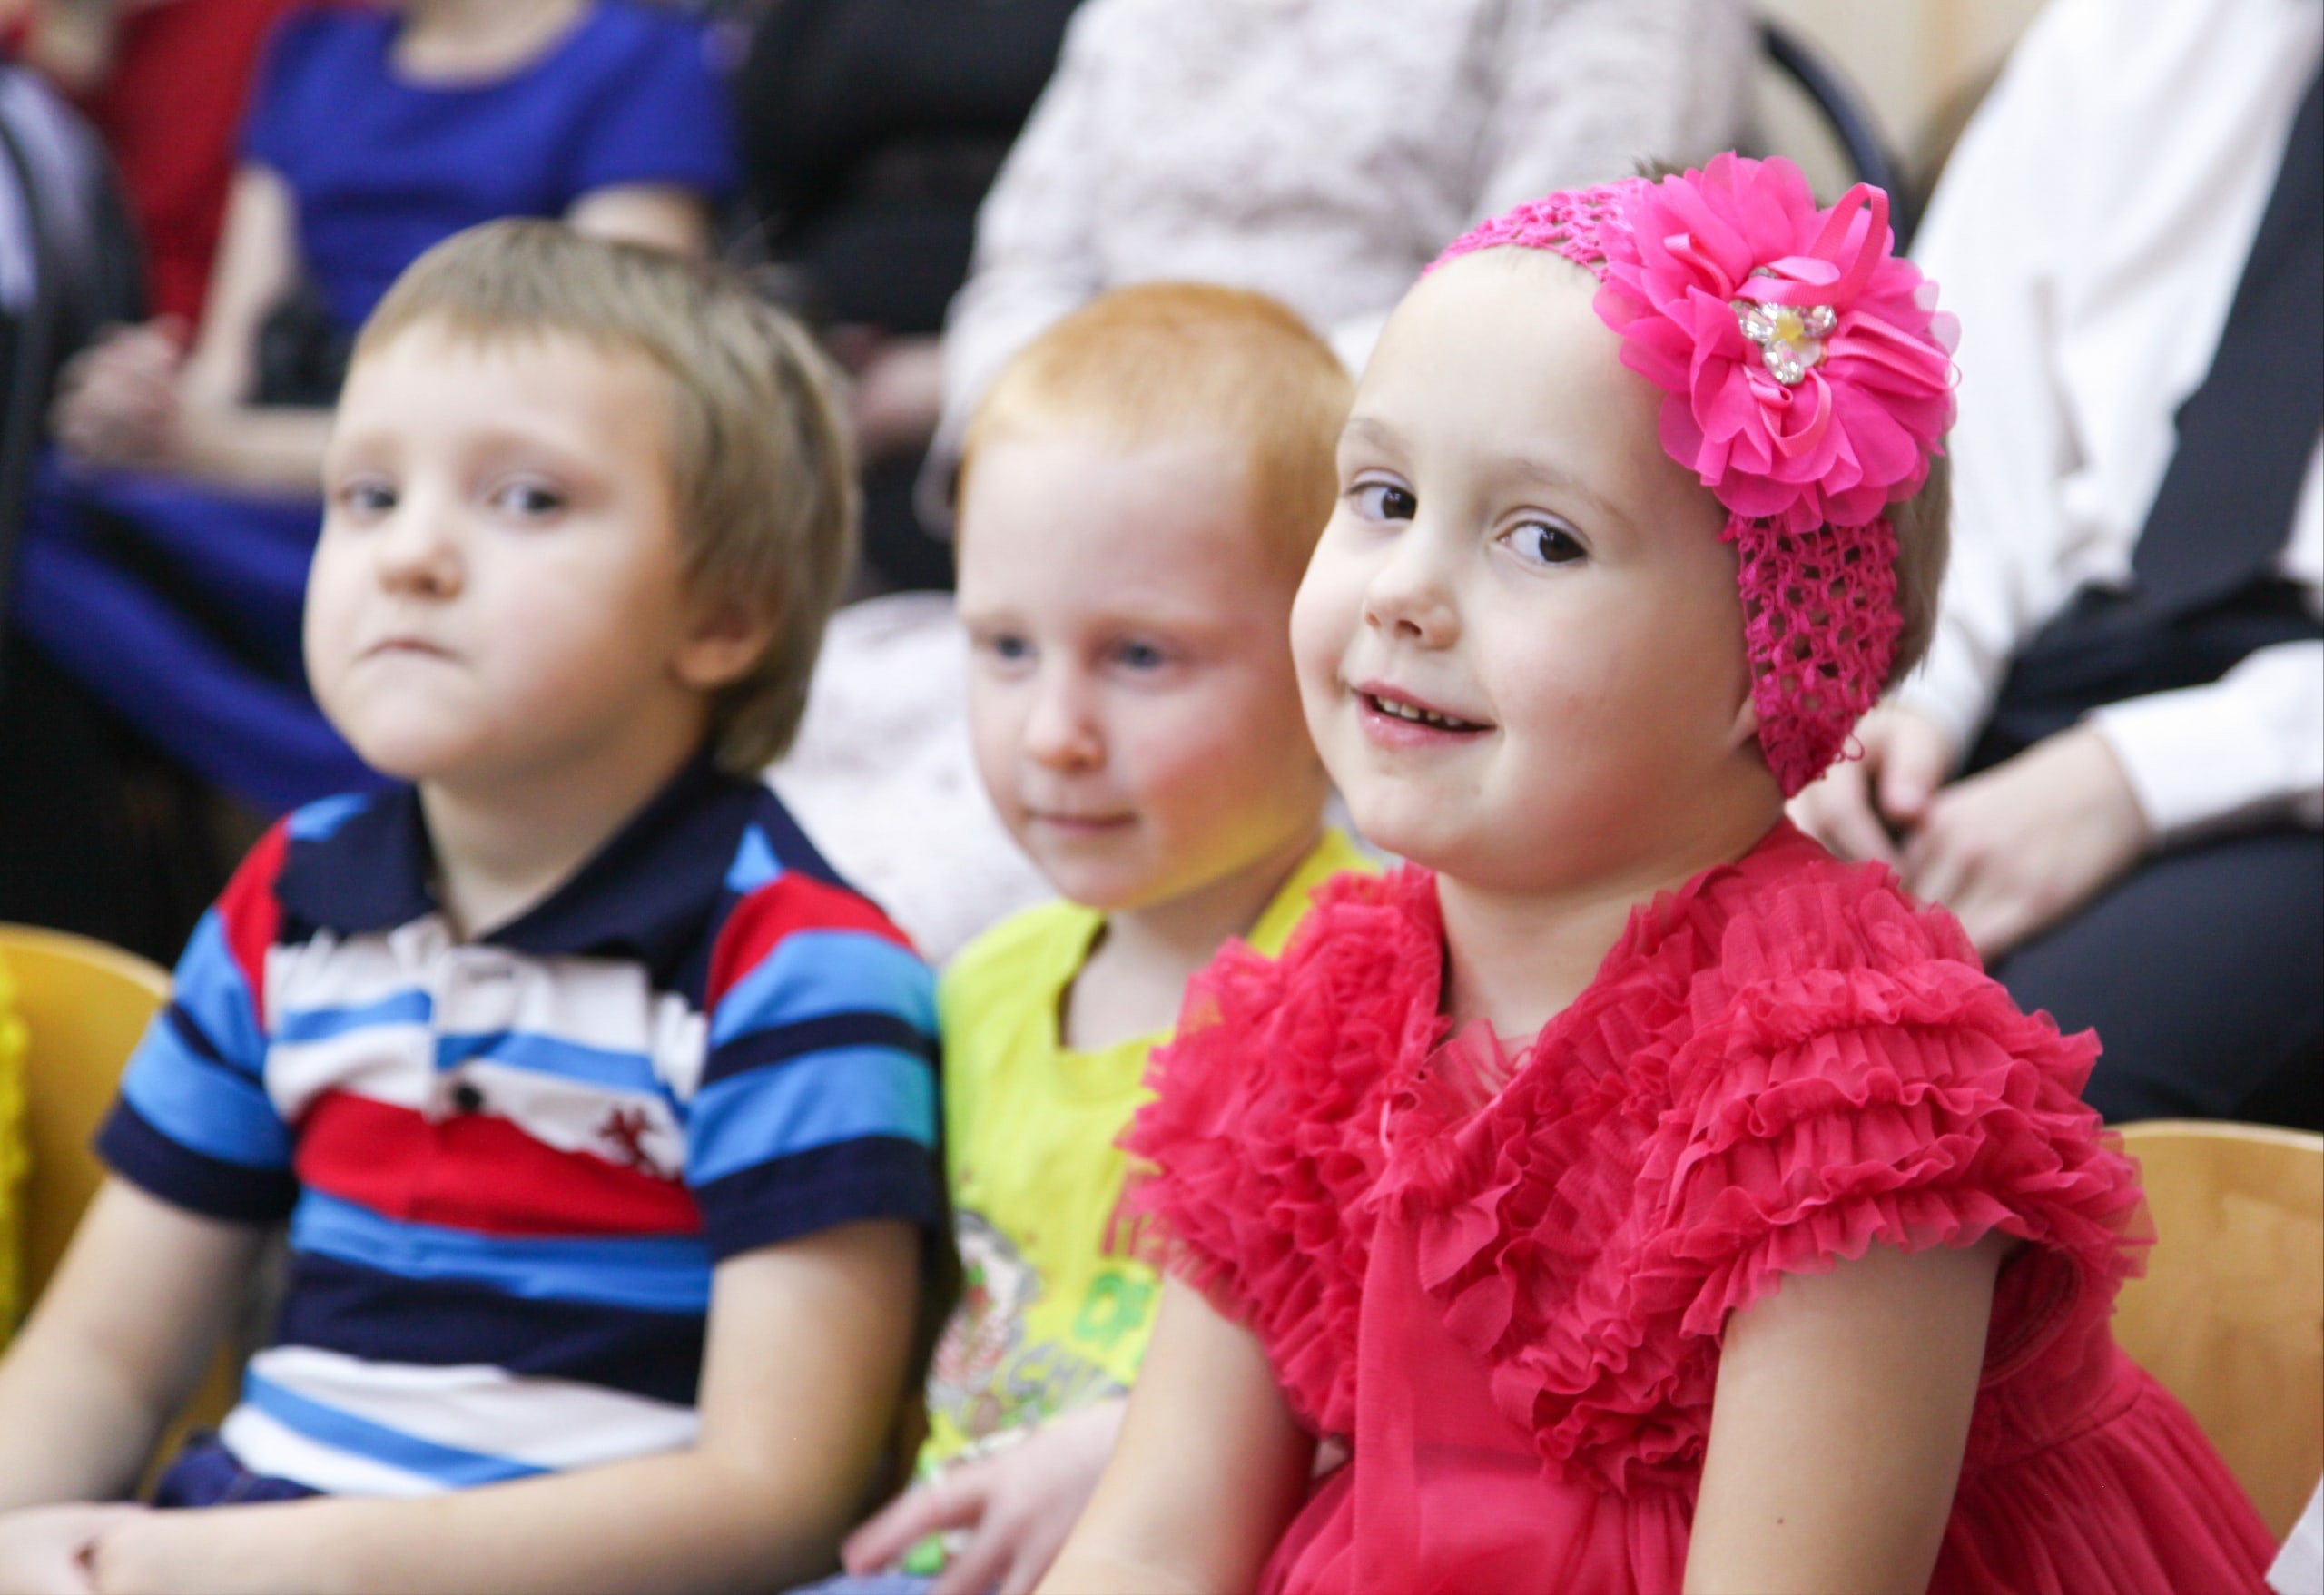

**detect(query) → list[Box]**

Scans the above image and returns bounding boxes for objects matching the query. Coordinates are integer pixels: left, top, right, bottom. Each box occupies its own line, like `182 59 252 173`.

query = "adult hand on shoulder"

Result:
52 319 189 474
0 1503 145 1595
842 1400 1127 1595
1902 723 2152 961
1788 705 1957 868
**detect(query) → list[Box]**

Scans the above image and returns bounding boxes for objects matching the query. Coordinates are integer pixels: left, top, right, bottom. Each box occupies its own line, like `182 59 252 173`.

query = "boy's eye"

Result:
491 481 566 517
1114 640 1167 672
1352 481 1417 522
335 478 396 516
1504 518 1587 566
979 633 1032 665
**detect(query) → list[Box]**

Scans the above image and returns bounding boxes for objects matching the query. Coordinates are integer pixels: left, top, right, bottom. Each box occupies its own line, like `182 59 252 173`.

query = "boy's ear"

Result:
1727 688 1762 753
674 591 777 692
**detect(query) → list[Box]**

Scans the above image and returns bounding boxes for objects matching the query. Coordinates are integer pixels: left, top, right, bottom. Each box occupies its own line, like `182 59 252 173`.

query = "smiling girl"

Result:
1033 159 2278 1594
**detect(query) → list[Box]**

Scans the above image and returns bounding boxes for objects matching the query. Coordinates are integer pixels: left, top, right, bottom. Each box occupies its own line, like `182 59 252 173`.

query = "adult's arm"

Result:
1890 13 2083 761
160 168 714 498
1684 1237 2005 1594
166 163 331 495
2088 445 2324 835
0 1180 269 1510
88 1220 921 1595
1034 1278 1315 1595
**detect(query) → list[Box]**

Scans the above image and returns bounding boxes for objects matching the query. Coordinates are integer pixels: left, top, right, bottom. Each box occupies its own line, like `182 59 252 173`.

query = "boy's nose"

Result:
1022 668 1104 772
373 497 464 596
1362 524 1460 647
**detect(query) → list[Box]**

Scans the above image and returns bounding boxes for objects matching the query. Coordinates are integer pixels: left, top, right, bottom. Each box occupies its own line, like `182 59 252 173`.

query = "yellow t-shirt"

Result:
918 829 1371 1472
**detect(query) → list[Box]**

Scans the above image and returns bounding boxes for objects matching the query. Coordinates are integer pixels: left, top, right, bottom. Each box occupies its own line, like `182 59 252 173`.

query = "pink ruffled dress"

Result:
1124 823 2273 1593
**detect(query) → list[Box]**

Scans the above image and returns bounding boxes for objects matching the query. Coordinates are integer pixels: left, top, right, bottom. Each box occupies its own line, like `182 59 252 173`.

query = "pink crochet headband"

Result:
1431 154 1957 795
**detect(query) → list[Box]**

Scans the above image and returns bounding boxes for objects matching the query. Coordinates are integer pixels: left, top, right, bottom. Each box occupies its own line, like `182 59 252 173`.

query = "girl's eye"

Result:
1114 640 1167 672
1505 518 1587 566
980 633 1032 665
492 481 566 517
1352 481 1417 522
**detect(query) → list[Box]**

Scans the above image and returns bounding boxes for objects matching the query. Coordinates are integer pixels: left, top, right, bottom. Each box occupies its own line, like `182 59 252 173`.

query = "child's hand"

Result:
0 1503 145 1595
842 1400 1126 1595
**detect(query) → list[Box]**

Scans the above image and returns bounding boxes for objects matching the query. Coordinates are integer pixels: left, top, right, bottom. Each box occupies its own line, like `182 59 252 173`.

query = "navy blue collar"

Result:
273 750 813 982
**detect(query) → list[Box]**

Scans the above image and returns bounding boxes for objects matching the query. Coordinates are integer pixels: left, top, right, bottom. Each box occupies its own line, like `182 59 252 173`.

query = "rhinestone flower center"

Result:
1732 298 1837 386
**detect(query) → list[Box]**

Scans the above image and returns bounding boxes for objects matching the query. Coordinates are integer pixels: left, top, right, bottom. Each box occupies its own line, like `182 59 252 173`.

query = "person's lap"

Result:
1991 827 2323 1129
9 452 379 810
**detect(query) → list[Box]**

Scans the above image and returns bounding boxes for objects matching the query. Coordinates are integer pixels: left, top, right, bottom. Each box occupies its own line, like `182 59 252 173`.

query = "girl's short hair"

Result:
959 281 1354 577
1884 447 1951 690
356 220 858 773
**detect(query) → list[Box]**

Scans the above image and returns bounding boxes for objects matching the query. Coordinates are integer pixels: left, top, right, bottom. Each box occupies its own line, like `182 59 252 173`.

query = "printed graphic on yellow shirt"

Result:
929 1212 1131 1442
918 829 1373 1473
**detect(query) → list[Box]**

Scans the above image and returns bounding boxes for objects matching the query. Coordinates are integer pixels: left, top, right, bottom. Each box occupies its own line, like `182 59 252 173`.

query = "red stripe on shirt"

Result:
295 1090 704 1237
706 874 915 1010
217 822 290 1015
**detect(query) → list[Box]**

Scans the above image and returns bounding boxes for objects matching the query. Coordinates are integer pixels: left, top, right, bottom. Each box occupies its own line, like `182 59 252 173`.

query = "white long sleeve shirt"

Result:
935 0 1752 452
1902 0 2324 837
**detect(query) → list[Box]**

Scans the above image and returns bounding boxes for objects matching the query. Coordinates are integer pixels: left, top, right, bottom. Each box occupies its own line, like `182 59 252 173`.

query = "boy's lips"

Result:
1024 807 1136 836
1351 679 1492 746
361 636 455 661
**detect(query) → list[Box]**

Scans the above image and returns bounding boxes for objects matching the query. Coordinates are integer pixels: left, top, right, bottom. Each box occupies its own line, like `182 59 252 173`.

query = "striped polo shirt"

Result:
97 753 943 1496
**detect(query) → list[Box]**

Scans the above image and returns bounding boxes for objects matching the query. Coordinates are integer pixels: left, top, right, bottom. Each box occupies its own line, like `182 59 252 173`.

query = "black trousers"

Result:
1969 581 2324 1132
1988 828 2322 1131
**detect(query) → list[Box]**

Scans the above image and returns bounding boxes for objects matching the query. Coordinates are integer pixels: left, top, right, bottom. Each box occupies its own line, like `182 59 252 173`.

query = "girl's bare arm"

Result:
1037 1276 1315 1595
1685 1235 2007 1594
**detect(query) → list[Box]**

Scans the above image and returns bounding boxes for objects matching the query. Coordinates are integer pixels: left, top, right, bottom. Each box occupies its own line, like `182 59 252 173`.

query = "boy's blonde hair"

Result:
959 282 1354 575
356 220 858 772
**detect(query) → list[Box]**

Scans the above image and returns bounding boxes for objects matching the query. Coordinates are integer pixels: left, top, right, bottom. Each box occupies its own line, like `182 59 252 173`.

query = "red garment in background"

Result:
78 0 303 325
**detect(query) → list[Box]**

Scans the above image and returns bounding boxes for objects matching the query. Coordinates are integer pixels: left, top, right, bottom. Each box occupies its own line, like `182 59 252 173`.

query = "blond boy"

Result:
0 222 944 1593
841 284 1365 1595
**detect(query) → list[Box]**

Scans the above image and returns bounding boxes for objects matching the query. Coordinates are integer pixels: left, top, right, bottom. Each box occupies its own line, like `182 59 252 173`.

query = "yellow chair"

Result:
2112 1117 2324 1541
0 923 243 1452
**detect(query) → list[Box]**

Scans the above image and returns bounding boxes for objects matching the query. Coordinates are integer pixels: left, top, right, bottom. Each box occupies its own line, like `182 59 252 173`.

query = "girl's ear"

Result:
1727 688 1762 753
674 593 776 692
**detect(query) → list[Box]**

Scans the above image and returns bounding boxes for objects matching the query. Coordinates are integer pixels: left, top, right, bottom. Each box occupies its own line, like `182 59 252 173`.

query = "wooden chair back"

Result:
2112 1117 2324 1541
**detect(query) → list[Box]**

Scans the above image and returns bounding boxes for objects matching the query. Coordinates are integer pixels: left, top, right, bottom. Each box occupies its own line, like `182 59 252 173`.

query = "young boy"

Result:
838 283 1367 1595
0 222 947 1593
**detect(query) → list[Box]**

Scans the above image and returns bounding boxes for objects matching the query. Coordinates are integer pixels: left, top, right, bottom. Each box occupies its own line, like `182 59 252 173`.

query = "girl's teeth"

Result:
1376 696 1467 729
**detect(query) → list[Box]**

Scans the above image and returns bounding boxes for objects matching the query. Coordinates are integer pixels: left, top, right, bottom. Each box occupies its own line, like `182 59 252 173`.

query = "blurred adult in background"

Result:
0 0 733 966
1794 0 2322 1131
7 0 734 822
927 0 1756 521
732 0 1081 592
6 0 300 329
0 56 157 956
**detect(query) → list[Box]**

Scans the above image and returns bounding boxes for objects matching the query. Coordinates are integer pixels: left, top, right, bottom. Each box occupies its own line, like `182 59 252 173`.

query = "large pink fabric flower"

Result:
1591 154 1955 534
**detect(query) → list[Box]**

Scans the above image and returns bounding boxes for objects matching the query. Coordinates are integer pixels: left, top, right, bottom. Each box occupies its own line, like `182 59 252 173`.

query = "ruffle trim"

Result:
1127 830 2149 1492
1410 857 2145 1490
1123 870 1445 1436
